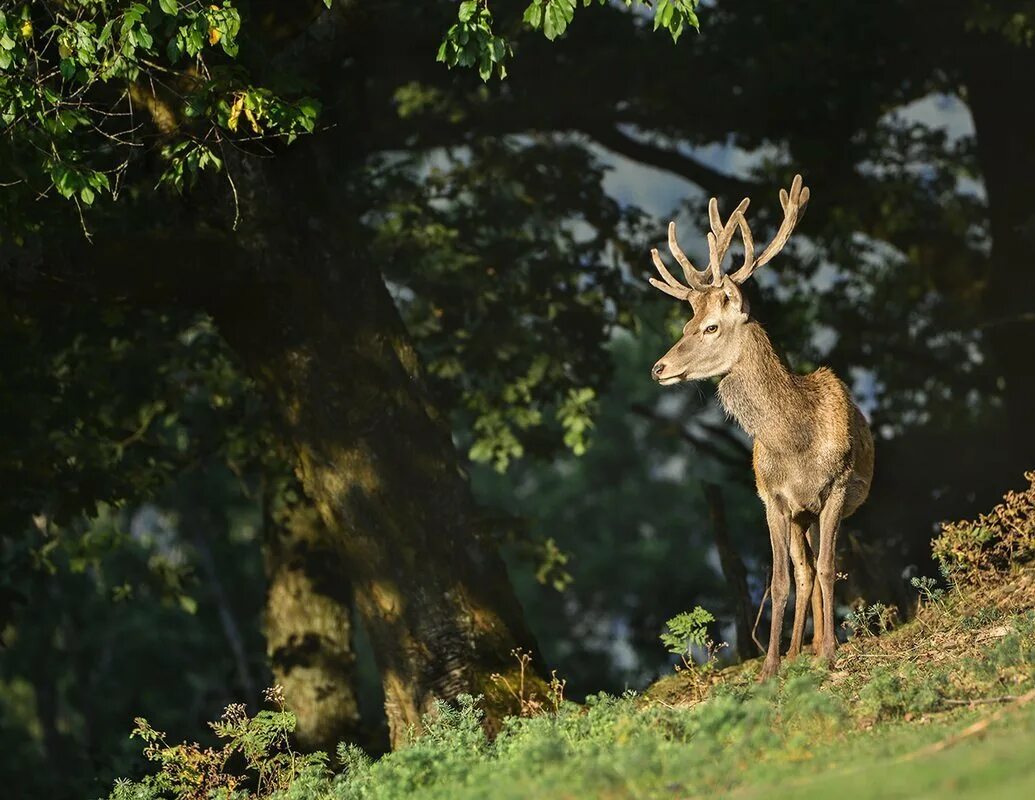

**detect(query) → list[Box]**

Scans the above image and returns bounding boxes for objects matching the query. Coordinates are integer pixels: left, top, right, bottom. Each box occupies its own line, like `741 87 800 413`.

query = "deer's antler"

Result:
728 174 810 284
648 221 713 299
707 196 751 284
647 175 810 299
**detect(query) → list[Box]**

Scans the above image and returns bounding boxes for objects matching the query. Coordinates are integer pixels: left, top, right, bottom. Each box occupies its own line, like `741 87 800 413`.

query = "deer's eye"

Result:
704 324 719 335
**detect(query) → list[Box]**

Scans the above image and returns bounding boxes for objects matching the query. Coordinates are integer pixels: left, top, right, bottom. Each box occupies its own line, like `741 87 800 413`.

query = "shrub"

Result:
932 470 1035 581
106 686 325 800
659 606 726 701
857 665 945 722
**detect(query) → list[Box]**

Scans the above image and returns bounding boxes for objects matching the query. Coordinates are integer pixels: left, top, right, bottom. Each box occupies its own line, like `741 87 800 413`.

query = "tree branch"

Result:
582 125 759 198
629 402 752 477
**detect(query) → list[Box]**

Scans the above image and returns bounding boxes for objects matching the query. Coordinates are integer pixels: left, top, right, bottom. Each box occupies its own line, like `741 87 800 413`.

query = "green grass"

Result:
741 704 1035 800
106 569 1035 800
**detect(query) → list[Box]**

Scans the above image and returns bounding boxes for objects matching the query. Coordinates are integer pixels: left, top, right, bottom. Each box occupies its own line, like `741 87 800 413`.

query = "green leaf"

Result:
458 1 479 23
654 0 669 31
136 26 153 50
166 35 182 62
543 0 575 41
523 2 543 29
669 18 683 44
97 20 115 46
80 185 95 206
158 0 178 15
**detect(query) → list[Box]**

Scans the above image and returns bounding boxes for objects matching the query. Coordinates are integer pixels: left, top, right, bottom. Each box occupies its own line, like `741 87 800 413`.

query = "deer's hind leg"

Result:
816 486 848 665
787 519 815 659
808 523 824 655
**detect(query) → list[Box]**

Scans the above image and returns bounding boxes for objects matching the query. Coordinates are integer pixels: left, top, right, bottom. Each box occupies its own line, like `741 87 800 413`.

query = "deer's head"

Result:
649 175 810 385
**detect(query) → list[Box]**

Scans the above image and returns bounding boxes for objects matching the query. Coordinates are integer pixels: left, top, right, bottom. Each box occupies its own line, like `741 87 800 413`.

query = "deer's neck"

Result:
717 322 805 446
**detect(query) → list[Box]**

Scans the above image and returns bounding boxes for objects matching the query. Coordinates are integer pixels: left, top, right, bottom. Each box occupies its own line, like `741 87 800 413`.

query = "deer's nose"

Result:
652 362 666 381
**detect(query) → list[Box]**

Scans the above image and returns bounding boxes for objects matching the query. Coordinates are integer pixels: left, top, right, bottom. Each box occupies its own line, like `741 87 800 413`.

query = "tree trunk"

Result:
961 36 1035 473
263 470 364 754
207 149 543 748
214 268 541 745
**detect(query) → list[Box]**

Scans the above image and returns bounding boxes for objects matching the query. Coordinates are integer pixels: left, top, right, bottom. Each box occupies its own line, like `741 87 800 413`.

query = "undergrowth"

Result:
102 474 1035 800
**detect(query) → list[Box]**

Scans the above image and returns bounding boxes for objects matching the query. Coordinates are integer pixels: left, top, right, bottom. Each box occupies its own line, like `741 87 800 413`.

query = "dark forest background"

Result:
2 1 1034 797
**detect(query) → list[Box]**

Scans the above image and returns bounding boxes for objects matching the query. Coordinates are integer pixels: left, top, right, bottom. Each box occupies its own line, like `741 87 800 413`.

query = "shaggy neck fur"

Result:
717 322 808 447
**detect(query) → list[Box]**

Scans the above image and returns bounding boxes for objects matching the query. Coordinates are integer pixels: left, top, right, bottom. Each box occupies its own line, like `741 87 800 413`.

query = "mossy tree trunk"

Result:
206 150 542 747
263 470 364 754
215 268 541 745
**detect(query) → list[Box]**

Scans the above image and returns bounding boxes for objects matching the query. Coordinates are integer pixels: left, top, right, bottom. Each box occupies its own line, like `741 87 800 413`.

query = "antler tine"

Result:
648 275 692 300
753 174 810 269
667 222 711 290
725 211 755 284
649 248 692 300
706 197 750 282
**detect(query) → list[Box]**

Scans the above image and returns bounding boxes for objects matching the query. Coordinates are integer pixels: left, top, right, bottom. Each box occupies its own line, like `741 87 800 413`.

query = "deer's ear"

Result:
720 275 749 316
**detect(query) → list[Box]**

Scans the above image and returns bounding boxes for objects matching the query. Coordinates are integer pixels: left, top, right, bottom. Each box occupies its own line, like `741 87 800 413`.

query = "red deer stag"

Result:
648 176 874 680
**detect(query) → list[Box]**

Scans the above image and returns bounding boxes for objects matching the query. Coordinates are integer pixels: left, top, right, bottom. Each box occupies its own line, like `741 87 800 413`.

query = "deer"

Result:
648 175 874 680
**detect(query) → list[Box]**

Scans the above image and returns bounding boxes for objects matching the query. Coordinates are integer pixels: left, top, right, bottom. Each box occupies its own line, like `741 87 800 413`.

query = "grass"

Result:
107 475 1035 799
107 567 1035 800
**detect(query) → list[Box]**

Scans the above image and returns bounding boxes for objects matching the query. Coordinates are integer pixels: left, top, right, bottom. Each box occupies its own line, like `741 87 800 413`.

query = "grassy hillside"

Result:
106 475 1035 800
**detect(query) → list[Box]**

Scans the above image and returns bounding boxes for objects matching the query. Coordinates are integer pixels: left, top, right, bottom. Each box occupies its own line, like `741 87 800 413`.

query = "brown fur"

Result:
655 297 874 679
648 176 873 679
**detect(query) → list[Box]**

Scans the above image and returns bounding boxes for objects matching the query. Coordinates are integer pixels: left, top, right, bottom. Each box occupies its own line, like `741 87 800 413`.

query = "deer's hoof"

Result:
814 640 837 668
758 658 781 682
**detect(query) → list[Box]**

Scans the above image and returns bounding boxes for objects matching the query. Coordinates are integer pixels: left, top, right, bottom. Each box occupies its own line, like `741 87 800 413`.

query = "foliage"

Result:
932 470 1035 581
843 601 899 638
437 0 701 82
659 606 726 701
489 649 567 718
0 0 320 232
0 302 275 798
436 1 510 81
369 137 646 471
522 0 699 45
911 575 946 606
0 482 269 799
110 686 324 800
659 605 714 656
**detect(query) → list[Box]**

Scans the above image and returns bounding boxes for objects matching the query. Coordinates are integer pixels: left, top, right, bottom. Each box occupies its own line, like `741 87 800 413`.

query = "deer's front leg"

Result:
786 520 815 659
760 501 791 681
815 486 847 665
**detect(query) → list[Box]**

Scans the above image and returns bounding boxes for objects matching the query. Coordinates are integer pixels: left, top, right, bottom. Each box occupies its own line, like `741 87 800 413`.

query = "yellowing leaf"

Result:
20 19 33 38
227 94 244 132
243 107 261 133
208 27 222 45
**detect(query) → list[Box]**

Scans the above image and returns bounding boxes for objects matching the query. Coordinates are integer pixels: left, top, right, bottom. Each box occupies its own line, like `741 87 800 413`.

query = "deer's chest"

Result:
752 442 844 517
